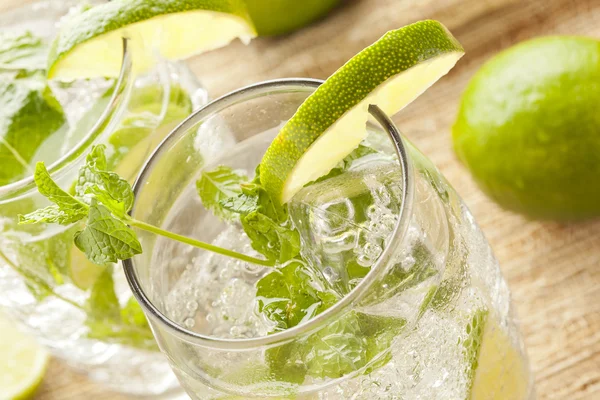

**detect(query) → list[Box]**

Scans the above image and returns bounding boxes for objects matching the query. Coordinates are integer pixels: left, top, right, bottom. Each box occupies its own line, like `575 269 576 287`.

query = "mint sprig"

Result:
198 165 301 264
19 144 273 267
198 146 417 384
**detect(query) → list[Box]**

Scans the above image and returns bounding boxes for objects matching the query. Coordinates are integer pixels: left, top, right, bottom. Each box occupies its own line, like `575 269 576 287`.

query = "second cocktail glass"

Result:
0 2 206 396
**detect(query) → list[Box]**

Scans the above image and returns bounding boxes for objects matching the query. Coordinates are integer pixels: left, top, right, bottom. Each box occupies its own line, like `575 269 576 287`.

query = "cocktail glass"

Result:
124 79 534 399
0 1 206 396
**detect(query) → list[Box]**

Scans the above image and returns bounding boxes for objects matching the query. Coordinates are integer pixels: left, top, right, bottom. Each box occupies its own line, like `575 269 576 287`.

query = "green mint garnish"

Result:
266 311 406 383
0 31 46 72
18 163 87 224
74 198 142 264
313 144 377 183
197 165 247 221
85 267 156 351
197 145 419 383
76 145 135 217
198 165 301 264
0 79 65 186
0 31 64 186
256 261 338 331
19 144 273 268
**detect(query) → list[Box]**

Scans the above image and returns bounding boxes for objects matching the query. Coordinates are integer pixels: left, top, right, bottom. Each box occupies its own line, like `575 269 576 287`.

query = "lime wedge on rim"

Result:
0 313 49 400
48 0 256 80
259 20 464 204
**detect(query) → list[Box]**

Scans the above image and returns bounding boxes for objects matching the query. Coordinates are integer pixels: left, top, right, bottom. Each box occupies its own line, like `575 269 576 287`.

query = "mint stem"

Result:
127 218 275 267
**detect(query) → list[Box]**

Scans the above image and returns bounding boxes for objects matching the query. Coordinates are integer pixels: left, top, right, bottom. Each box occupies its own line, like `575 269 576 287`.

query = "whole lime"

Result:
245 0 341 36
453 36 600 220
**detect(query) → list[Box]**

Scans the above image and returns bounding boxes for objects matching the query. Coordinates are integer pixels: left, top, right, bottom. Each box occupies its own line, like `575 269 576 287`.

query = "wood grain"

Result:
2 0 599 399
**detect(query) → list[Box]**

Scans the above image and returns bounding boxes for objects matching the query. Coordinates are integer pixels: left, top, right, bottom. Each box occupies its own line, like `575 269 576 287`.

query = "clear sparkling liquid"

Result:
158 130 532 399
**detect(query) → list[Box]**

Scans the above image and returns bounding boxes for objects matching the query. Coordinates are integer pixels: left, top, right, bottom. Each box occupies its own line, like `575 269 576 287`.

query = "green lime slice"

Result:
464 311 530 400
48 0 256 80
0 313 49 400
259 20 464 204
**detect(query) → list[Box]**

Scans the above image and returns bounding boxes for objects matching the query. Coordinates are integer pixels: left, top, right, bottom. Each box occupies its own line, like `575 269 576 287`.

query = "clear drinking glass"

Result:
124 79 534 399
0 1 206 396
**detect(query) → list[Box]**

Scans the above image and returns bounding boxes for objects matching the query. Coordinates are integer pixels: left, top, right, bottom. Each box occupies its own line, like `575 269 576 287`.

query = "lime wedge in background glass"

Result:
48 0 257 80
0 313 49 400
259 20 464 204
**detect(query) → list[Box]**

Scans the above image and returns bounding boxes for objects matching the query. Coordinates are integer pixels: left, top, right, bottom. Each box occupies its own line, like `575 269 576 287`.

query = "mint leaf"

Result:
86 267 121 322
34 162 86 210
74 199 142 264
19 162 88 224
7 225 75 300
358 313 406 374
220 191 259 215
266 311 406 382
120 297 149 328
0 79 65 186
76 145 133 217
256 261 338 331
85 268 156 351
197 165 247 221
265 341 308 384
18 204 81 225
83 144 107 171
237 171 299 263
0 31 46 71
304 313 365 378
198 165 300 263
242 212 301 263
85 180 133 218
239 173 287 222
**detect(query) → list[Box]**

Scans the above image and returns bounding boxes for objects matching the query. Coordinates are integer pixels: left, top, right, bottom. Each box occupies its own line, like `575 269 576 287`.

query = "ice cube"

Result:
289 162 404 294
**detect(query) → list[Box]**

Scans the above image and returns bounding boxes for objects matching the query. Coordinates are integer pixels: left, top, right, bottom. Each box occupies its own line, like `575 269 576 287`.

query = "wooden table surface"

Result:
3 0 600 399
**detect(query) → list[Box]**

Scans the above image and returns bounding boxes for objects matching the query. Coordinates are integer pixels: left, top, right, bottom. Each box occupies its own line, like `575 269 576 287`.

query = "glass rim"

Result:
123 78 415 350
0 38 133 200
